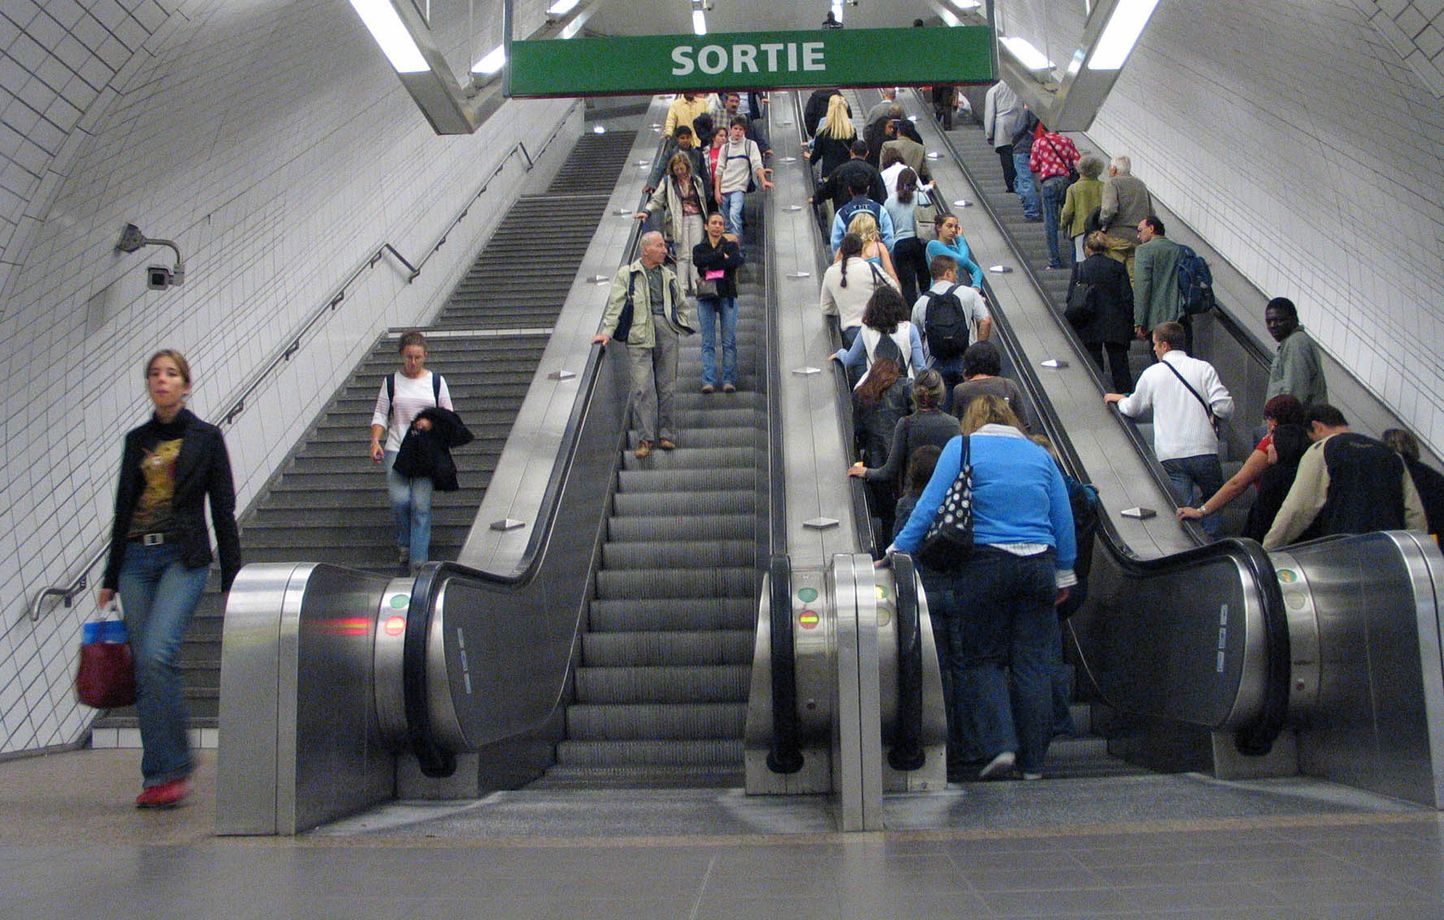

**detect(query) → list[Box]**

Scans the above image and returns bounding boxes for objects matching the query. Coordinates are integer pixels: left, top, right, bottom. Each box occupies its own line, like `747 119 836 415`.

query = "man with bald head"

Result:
593 231 696 458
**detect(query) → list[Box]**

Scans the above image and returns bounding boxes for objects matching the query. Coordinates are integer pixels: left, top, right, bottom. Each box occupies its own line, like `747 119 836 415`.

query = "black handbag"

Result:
916 435 974 569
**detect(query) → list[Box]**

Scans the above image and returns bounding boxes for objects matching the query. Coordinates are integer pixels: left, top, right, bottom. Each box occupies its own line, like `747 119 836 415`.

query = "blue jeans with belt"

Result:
117 541 209 787
947 546 1059 775
697 295 738 388
385 449 434 564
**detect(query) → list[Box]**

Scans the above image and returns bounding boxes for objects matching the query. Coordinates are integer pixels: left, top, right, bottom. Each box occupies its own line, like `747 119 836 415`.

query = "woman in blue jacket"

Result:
889 394 1075 782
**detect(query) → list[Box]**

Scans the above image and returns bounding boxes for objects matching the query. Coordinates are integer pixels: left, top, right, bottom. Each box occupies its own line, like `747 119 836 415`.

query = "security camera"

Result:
146 261 185 290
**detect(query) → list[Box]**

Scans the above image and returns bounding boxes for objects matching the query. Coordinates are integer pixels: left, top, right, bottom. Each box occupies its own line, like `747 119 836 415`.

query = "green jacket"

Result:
1059 177 1103 239
1266 327 1328 406
1133 236 1184 330
600 259 695 348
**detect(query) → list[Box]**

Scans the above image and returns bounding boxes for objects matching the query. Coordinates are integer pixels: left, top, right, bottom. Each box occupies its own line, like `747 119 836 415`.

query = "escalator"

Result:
832 87 1444 794
536 205 769 789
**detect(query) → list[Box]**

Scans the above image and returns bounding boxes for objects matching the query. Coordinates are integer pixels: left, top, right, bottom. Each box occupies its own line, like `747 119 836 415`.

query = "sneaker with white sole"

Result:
1021 772 1043 781
978 751 1016 780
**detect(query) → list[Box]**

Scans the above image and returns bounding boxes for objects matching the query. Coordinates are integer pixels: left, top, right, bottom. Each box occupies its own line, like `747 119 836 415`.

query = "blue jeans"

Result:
950 547 1059 774
932 355 964 414
925 570 982 768
1041 176 1070 267
1012 152 1040 219
722 190 746 239
1162 453 1225 539
117 541 209 787
385 449 434 564
697 295 738 387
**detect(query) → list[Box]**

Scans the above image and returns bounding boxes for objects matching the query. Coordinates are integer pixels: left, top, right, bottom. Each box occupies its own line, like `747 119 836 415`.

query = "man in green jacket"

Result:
592 231 696 458
1132 215 1185 353
1264 296 1328 407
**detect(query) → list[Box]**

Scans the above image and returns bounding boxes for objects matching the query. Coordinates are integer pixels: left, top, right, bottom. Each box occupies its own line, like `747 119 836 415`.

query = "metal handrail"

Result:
27 102 581 622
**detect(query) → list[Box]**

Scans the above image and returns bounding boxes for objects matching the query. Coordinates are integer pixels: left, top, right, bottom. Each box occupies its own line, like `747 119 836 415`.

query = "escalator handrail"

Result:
887 552 926 770
399 120 666 774
901 89 1289 748
766 554 804 773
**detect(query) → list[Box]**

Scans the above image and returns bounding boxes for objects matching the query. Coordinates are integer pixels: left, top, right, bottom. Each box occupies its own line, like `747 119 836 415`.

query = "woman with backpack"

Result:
832 285 927 389
820 233 898 350
1066 231 1135 394
369 331 453 574
847 370 958 492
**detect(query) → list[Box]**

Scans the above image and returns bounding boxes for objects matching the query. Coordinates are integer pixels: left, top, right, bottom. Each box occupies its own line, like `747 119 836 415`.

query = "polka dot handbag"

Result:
916 435 975 570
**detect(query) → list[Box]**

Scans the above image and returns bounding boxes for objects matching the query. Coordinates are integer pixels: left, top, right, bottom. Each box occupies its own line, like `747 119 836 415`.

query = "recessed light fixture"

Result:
347 0 428 73
547 0 580 15
471 45 506 75
692 9 707 35
1000 35 1054 72
1088 0 1161 70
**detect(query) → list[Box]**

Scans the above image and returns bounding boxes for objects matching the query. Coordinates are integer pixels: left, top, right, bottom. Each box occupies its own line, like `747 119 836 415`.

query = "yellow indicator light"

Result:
383 615 406 636
799 610 820 629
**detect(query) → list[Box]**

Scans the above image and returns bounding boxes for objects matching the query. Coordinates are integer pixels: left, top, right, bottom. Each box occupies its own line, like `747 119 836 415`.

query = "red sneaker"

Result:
135 778 192 809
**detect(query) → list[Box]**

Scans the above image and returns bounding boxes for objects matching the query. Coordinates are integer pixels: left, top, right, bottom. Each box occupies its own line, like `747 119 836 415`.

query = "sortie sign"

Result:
508 27 994 98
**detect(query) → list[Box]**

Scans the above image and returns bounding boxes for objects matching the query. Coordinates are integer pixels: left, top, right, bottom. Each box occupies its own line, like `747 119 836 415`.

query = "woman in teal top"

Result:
925 213 984 289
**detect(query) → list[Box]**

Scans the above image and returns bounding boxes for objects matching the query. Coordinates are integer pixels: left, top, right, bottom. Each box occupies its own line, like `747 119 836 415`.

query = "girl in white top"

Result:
369 331 453 572
820 233 899 346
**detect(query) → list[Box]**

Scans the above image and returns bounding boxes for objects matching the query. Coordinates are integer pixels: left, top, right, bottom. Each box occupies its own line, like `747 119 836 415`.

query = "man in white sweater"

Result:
713 116 772 243
1104 321 1234 538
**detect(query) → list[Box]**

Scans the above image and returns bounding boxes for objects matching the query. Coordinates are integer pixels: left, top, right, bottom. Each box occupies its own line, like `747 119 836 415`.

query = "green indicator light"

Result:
390 595 408 609
875 585 889 600
797 587 819 603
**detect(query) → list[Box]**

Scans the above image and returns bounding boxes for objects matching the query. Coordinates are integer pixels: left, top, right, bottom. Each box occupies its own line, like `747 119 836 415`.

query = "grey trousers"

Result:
627 326 679 444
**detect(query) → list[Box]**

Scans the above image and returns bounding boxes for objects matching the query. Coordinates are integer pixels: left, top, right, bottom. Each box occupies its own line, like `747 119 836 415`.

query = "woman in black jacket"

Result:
692 212 745 393
1067 231 1135 393
98 349 240 809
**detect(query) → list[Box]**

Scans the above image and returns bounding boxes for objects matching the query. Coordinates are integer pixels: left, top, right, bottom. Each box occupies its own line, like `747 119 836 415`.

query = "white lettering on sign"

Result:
671 41 827 77
672 45 694 76
698 45 726 75
734 44 758 73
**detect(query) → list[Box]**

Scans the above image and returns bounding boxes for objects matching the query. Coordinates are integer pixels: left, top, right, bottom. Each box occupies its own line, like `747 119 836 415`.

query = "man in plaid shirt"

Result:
1029 123 1081 270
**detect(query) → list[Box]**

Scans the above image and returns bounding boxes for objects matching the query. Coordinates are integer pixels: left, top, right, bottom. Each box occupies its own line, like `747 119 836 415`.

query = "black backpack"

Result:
870 329 906 372
922 284 970 360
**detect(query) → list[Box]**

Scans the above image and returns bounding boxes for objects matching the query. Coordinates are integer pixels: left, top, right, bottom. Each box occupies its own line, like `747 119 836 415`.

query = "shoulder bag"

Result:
916 435 974 569
1161 359 1223 435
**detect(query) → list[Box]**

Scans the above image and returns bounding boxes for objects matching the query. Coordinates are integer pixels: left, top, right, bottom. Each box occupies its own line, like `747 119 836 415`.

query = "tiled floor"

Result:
3 749 1443 919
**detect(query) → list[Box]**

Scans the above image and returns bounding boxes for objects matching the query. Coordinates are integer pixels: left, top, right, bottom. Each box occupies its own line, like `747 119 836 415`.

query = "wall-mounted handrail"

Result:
27 102 581 622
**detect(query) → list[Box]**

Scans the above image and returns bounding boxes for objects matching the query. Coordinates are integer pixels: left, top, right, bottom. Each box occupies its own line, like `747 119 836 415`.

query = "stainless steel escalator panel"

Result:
1070 549 1268 733
373 579 415 749
1278 531 1444 807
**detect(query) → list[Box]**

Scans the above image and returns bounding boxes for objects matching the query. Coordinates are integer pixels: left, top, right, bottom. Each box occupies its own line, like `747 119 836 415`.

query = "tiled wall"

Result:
1357 0 1444 95
1071 0 1444 454
0 0 570 755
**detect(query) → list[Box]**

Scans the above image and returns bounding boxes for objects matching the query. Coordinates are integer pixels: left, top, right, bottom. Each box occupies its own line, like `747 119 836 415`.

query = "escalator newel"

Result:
767 554 805 774
888 553 927 771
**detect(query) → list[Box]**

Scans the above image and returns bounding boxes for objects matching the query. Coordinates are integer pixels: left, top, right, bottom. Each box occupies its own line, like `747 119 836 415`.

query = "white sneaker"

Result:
1021 772 1043 781
979 751 1016 780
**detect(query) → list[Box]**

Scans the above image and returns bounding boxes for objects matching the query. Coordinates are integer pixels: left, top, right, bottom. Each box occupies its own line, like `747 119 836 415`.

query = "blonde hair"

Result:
821 95 855 141
145 349 191 386
960 394 1022 435
847 210 880 245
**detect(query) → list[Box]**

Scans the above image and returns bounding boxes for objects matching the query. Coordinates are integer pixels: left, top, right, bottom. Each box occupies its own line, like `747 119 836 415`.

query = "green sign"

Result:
509 27 994 98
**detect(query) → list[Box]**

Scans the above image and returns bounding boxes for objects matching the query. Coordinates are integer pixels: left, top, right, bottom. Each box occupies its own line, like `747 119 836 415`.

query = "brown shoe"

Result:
634 441 653 459
658 438 677 451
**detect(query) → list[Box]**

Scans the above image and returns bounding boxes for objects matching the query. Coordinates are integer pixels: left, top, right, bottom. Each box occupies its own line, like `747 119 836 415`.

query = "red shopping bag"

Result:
76 613 136 709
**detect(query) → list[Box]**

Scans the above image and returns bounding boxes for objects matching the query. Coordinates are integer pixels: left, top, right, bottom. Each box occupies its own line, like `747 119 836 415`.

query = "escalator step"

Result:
574 665 751 704
618 446 755 471
554 738 743 768
566 703 747 740
588 597 754 632
582 630 754 667
594 567 755 600
606 514 753 542
612 491 755 517
601 539 754 570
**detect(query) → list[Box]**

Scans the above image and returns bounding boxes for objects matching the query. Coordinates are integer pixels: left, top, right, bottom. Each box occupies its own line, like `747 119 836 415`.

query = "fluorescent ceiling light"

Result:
1000 35 1054 72
1088 0 1160 70
692 9 706 35
347 0 429 74
547 0 580 14
831 1 844 22
937 8 962 26
560 15 585 38
950 0 981 9
471 44 506 75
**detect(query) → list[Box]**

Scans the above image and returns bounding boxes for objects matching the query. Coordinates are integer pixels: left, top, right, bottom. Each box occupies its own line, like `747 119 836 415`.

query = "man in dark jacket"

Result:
813 139 885 212
1263 405 1428 548
1067 232 1135 393
1010 108 1041 220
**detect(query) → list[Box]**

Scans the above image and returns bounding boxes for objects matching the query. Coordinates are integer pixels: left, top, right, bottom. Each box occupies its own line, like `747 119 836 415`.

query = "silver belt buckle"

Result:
143 533 165 546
